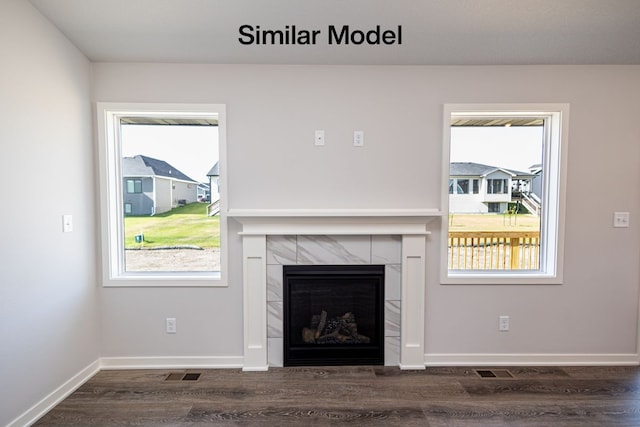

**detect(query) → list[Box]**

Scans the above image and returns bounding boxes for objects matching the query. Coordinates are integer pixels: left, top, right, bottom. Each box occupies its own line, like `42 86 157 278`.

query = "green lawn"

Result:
124 203 220 249
449 213 540 232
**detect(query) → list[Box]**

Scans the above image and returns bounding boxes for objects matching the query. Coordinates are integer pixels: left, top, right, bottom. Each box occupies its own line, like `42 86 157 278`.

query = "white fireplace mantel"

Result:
230 209 441 371
228 208 442 218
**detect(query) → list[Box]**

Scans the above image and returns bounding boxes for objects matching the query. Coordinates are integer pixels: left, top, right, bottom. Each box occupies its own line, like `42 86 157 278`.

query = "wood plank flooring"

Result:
34 365 640 426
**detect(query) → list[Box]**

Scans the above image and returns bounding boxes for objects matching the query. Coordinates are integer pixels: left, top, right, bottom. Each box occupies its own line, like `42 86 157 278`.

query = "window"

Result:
442 104 569 285
487 179 508 194
126 179 142 193
97 103 227 287
458 179 469 194
449 179 467 194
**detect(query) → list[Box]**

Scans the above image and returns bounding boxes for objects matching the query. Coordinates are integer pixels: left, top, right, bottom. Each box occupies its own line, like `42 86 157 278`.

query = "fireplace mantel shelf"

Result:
228 208 442 218
229 208 441 236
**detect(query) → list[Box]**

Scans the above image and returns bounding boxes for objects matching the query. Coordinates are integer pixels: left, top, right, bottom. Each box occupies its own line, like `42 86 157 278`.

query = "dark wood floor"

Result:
34 365 640 426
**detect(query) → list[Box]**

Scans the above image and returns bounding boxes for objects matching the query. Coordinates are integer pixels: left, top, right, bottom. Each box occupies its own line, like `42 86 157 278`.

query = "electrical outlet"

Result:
166 317 177 334
499 315 510 331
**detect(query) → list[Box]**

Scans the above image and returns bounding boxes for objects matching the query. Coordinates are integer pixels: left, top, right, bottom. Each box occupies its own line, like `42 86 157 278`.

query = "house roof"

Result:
122 155 197 183
450 162 534 178
207 162 220 177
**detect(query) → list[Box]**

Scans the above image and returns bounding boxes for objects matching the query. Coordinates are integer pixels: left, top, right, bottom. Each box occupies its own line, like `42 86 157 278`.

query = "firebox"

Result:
283 264 385 366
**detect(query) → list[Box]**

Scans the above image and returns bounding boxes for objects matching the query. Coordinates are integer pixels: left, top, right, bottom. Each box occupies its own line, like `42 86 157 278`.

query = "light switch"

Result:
62 214 73 233
315 130 325 146
613 212 630 228
353 130 364 147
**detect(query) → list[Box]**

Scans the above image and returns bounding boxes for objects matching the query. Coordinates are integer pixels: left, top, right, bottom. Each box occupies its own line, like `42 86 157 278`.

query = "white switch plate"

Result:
613 212 630 228
314 130 325 146
353 130 364 147
499 315 510 331
62 214 73 233
166 317 177 334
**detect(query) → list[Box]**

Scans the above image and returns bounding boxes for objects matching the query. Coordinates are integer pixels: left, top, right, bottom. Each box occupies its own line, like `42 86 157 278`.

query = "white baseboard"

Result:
9 356 243 427
8 359 100 427
424 353 640 366
399 363 427 370
99 356 244 370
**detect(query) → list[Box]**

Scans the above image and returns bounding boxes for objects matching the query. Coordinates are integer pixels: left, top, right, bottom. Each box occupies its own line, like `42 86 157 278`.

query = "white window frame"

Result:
97 102 228 287
441 103 569 285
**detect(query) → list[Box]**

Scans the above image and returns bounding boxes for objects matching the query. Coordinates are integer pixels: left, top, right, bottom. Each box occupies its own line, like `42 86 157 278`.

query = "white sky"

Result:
450 126 543 173
121 125 219 183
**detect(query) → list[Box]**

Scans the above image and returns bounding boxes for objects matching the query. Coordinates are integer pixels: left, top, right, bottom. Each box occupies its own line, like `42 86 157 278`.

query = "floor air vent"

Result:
475 369 513 378
165 372 202 381
182 373 201 381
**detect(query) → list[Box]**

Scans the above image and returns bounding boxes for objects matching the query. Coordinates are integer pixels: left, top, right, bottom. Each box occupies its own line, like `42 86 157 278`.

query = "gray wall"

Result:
92 63 640 361
3 1 640 422
0 1 100 425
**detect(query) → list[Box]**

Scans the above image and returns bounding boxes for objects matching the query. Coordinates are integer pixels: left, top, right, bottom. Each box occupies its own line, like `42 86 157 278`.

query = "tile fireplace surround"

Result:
229 209 440 371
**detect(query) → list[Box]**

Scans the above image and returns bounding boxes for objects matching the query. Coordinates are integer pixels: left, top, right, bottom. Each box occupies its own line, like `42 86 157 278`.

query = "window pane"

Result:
448 124 543 271
487 179 495 194
120 123 220 273
458 179 469 194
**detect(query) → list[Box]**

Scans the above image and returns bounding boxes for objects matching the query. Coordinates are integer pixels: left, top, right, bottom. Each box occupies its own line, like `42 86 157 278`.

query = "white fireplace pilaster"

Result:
241 234 268 371
400 235 427 369
231 209 440 371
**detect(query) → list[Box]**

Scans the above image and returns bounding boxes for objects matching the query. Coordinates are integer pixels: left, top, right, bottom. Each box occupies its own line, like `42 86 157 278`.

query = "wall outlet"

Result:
166 317 177 334
499 315 510 331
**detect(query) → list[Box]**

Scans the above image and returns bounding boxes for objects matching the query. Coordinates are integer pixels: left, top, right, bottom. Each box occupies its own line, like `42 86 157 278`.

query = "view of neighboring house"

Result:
207 162 220 200
449 162 537 214
122 155 198 215
206 162 221 216
197 182 210 202
529 163 543 199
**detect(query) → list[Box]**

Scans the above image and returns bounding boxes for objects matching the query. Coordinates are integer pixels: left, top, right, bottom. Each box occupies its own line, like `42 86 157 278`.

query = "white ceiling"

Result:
29 0 640 65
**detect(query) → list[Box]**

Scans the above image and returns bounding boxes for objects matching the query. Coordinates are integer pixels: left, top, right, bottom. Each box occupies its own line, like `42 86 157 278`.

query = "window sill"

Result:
102 272 226 288
442 271 563 285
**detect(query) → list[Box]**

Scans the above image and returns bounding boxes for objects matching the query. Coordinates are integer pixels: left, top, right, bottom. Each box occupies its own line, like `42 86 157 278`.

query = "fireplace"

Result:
283 264 385 366
233 211 433 371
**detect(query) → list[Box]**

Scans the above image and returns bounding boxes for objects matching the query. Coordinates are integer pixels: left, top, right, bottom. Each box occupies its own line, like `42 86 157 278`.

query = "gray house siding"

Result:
122 155 198 216
154 178 172 214
123 177 154 215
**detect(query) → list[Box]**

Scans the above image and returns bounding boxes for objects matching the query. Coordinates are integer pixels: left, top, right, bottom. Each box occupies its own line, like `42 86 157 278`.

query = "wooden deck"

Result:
449 231 540 270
